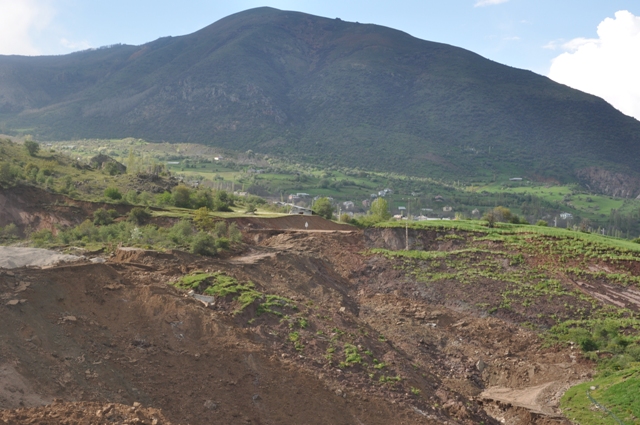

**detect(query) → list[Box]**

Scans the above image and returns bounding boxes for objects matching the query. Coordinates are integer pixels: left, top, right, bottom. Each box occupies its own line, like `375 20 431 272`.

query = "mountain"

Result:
2 7 640 186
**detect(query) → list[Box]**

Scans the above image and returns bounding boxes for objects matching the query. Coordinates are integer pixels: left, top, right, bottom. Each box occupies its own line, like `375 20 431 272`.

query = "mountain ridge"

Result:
1 7 639 187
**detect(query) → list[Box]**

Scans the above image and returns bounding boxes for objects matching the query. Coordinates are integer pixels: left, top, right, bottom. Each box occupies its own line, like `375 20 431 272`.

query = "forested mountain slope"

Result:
1 7 639 184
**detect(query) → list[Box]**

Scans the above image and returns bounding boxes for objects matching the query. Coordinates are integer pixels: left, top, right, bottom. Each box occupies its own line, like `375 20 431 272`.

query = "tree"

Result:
172 185 192 208
24 140 39 157
370 198 391 221
313 197 334 219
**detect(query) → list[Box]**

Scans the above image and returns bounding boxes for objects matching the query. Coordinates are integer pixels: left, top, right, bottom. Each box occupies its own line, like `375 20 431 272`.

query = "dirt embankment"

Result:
233 215 356 231
0 186 134 236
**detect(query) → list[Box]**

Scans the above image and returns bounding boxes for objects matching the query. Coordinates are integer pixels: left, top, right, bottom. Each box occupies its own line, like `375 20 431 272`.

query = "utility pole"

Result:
406 198 410 251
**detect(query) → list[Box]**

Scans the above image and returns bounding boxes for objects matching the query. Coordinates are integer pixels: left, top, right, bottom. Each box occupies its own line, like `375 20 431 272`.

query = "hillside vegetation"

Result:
1 8 640 187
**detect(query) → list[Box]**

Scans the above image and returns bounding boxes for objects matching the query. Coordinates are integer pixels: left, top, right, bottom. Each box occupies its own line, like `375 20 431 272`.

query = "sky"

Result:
1 0 639 120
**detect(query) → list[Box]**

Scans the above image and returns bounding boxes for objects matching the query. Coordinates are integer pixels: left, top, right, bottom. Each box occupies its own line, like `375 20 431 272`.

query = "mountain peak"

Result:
1 8 639 184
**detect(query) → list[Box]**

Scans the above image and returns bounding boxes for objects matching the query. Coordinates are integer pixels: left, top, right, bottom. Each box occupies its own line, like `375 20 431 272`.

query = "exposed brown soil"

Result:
5 187 640 424
0 186 134 236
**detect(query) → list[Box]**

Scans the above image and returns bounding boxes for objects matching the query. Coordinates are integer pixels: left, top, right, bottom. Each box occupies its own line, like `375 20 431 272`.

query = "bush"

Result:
124 190 139 204
168 220 194 244
536 220 548 227
212 190 232 212
156 191 172 206
128 207 151 225
192 190 213 210
172 185 192 208
339 213 351 223
93 208 118 225
193 207 214 230
191 233 217 256
0 223 19 239
24 140 39 157
104 187 122 200
30 229 54 247
215 237 230 250
579 337 599 352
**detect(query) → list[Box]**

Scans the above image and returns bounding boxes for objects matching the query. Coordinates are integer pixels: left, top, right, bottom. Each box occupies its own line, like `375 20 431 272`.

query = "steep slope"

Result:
2 7 640 182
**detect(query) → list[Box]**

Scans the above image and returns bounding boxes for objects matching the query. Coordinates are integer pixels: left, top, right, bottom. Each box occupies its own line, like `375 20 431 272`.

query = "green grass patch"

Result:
561 366 640 425
174 271 295 315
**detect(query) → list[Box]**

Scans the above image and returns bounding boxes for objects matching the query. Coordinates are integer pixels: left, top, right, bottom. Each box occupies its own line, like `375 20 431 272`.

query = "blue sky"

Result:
1 0 640 119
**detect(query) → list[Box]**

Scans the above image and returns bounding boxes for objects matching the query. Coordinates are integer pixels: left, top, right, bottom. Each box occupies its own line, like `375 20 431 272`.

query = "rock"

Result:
590 386 596 390
203 400 218 410
476 359 486 373
133 402 141 408
339 307 346 313
252 394 261 401
63 316 77 322
6 299 19 306
90 257 106 264
15 282 30 292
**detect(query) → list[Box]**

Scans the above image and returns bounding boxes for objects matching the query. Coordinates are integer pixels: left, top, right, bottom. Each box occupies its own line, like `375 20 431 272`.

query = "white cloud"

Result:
60 38 91 51
0 0 54 55
474 0 510 7
548 10 640 121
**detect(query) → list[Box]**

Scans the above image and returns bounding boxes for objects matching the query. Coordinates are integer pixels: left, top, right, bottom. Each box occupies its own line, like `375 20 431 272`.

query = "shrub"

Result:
228 223 242 243
30 229 54 247
104 187 122 200
168 220 193 244
212 190 232 212
579 337 599 352
0 223 19 238
193 207 214 230
192 190 213 210
156 191 172 206
124 190 139 204
24 140 39 156
536 220 548 227
191 233 217 256
104 161 121 176
128 207 151 225
93 208 117 225
215 237 230 250
172 185 192 208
